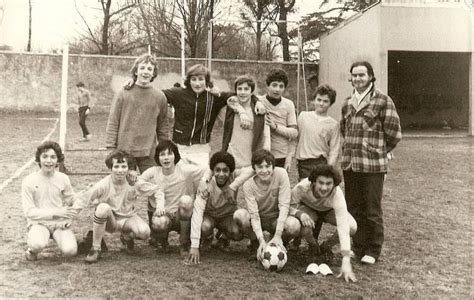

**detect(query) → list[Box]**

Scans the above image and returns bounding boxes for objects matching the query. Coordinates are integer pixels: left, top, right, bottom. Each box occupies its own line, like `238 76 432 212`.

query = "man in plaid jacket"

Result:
340 61 402 264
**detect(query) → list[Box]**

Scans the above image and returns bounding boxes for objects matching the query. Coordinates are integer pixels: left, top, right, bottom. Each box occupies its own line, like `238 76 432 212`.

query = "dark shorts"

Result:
297 156 328 180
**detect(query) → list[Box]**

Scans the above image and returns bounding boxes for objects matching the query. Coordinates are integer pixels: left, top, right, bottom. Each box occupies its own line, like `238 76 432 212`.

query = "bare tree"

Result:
240 0 278 60
176 0 221 58
74 0 140 55
135 0 182 57
276 0 295 61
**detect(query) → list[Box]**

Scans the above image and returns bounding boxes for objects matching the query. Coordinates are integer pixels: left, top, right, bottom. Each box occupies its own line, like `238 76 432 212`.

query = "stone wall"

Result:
0 52 318 113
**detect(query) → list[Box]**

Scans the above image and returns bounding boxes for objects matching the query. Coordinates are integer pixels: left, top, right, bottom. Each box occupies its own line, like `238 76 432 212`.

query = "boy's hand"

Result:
255 101 266 115
153 207 166 217
239 112 252 130
256 241 267 261
206 86 220 97
186 247 200 264
265 115 277 131
337 257 357 282
85 108 90 115
284 159 292 173
123 78 134 90
127 170 138 186
197 178 210 198
300 213 315 228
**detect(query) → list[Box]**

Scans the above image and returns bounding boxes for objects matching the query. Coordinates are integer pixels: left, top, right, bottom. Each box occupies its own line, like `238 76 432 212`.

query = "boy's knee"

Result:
179 195 193 218
95 203 112 218
350 219 357 236
61 243 78 257
285 217 301 238
28 238 48 253
227 224 243 241
233 209 250 227
152 216 170 232
135 225 151 240
201 219 214 238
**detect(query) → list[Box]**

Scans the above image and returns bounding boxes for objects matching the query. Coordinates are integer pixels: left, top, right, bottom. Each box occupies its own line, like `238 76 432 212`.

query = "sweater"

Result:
74 175 138 217
105 85 169 157
21 170 76 228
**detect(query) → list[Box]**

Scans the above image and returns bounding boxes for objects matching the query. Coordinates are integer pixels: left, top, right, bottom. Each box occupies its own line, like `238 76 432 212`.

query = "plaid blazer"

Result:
340 87 402 173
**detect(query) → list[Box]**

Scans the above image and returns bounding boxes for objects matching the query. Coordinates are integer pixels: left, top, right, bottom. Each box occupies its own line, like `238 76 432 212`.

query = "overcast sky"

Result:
0 0 321 52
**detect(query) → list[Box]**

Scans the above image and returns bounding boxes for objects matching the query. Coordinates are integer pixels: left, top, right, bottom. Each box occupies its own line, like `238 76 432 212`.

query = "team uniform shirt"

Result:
242 167 291 241
190 168 254 248
296 112 341 166
21 170 76 228
258 95 297 159
135 162 207 214
106 85 169 157
289 179 352 251
340 87 402 173
74 175 138 217
290 180 347 214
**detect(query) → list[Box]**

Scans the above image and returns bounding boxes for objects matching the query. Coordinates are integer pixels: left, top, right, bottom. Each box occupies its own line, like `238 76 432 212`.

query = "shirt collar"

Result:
354 83 373 104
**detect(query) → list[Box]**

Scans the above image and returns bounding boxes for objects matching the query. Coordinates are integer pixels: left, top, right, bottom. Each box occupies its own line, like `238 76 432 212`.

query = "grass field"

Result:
0 111 471 298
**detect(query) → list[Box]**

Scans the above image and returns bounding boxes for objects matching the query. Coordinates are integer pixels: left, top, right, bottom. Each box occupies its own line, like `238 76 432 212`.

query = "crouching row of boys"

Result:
22 140 356 282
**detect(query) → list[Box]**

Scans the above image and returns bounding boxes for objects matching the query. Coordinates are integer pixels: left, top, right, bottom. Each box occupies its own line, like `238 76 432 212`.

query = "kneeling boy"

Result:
290 164 357 282
22 141 79 261
76 150 150 263
135 140 210 254
234 149 300 260
187 151 253 264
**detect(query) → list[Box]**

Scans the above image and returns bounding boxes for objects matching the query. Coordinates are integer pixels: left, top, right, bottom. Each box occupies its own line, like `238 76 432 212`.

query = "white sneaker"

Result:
361 255 376 264
25 248 37 261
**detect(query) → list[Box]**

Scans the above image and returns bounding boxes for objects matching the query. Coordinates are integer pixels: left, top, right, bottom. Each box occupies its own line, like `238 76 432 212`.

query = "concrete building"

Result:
319 0 473 134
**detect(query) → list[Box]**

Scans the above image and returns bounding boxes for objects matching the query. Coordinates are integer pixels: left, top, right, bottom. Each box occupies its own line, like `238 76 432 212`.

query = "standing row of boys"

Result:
22 54 401 283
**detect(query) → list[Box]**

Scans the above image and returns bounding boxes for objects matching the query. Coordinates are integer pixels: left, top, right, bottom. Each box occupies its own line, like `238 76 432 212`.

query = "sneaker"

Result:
287 238 301 252
120 234 135 253
85 248 101 264
77 230 108 255
25 248 37 261
361 255 376 264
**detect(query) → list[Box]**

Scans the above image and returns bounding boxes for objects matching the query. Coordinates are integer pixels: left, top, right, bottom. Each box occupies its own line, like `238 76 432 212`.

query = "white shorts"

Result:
177 143 210 166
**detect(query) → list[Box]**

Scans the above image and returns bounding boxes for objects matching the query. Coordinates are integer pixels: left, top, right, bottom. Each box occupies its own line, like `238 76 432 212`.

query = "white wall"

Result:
319 6 382 120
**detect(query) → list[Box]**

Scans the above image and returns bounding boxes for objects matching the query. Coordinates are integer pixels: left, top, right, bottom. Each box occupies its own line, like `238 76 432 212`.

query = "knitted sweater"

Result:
106 85 169 157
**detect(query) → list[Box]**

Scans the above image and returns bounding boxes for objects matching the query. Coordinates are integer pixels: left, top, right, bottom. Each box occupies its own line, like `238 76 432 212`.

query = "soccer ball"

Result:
259 243 287 272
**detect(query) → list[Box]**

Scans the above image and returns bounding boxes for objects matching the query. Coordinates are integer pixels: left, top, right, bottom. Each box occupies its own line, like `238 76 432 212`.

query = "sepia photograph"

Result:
0 0 471 298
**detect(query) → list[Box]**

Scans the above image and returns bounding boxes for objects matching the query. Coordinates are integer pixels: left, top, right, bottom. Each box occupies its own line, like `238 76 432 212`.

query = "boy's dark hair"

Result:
251 149 275 170
313 84 337 105
154 140 181 166
76 81 85 88
35 141 64 167
130 54 159 83
308 164 342 187
105 150 133 169
210 151 236 173
173 82 181 88
265 68 289 88
350 61 376 83
184 64 212 90
234 75 255 93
